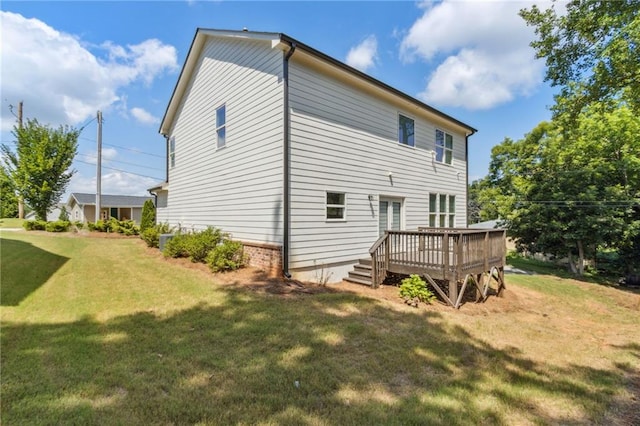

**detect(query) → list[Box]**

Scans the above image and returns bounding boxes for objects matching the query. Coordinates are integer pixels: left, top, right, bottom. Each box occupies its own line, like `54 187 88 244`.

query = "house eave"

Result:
160 28 477 138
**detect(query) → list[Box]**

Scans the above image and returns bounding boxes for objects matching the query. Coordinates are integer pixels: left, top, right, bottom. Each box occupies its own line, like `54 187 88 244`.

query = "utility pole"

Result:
17 101 24 219
95 110 102 222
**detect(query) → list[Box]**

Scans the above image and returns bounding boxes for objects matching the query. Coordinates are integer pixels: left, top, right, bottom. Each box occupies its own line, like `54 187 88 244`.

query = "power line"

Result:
77 152 164 171
75 159 162 181
103 142 164 158
77 137 164 158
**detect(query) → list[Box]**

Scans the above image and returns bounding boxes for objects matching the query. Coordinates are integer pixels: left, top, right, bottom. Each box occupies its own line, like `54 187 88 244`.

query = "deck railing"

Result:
369 228 506 288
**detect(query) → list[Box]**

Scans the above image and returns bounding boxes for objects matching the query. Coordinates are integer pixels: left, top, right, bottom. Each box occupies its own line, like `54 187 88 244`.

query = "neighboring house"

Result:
152 28 477 282
67 193 153 224
25 203 64 222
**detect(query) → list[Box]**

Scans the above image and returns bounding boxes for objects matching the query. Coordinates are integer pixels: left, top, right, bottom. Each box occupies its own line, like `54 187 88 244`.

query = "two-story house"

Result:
152 28 477 283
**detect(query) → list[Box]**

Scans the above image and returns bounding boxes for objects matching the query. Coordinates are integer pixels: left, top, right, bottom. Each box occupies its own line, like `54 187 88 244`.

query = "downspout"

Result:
465 134 469 228
163 134 170 184
282 42 296 279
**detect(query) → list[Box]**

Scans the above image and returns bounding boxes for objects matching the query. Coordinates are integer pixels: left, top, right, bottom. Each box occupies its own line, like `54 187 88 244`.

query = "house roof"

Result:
68 193 153 208
159 28 477 137
468 219 504 229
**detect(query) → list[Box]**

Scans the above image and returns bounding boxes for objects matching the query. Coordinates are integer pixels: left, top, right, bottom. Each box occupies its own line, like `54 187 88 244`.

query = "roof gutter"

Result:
282 41 296 279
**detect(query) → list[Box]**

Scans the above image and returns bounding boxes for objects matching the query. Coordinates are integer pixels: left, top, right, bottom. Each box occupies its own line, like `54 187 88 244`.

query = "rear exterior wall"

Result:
288 58 469 281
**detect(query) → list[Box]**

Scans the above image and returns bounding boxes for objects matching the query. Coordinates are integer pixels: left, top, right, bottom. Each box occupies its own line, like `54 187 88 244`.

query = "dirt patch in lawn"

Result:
142 239 526 313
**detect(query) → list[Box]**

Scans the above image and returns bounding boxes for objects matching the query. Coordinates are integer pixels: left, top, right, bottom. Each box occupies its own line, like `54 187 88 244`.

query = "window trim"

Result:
215 104 226 149
435 128 454 165
429 193 456 228
325 191 347 221
169 136 176 168
398 113 416 148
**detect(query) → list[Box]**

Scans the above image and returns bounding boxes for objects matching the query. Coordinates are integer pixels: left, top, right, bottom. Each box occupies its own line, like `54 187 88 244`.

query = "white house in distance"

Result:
152 28 476 283
67 193 153 224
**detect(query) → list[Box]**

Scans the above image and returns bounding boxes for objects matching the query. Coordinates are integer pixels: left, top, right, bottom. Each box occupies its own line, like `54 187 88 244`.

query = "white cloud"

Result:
130 107 160 125
68 171 157 196
0 11 178 130
345 35 378 72
78 147 118 165
400 0 547 110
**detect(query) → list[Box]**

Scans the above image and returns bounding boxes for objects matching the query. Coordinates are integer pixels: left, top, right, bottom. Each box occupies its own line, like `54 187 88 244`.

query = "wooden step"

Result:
344 258 373 286
344 276 373 286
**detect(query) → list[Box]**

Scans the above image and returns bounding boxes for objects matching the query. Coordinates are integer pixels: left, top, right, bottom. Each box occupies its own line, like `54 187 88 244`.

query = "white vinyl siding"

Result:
288 59 468 269
163 37 284 244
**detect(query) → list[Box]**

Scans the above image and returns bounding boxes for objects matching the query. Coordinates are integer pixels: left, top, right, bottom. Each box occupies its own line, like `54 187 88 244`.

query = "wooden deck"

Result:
369 228 506 308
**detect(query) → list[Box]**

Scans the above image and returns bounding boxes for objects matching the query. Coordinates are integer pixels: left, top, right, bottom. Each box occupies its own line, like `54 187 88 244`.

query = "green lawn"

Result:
0 218 25 228
1 232 639 425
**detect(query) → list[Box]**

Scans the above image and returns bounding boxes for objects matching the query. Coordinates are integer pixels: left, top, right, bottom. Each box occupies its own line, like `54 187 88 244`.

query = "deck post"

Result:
449 234 459 302
441 233 449 283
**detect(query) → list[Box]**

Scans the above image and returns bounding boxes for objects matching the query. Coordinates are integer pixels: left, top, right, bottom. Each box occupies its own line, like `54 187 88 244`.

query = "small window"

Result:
326 192 346 220
169 137 176 168
429 193 456 228
398 114 415 147
216 105 226 149
435 129 453 164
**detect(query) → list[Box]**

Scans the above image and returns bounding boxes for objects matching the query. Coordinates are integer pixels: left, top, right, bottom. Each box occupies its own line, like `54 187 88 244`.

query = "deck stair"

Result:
344 258 373 286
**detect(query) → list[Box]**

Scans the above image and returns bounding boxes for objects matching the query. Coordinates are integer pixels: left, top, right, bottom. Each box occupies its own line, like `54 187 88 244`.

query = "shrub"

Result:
45 220 70 232
399 274 436 305
74 221 84 230
87 218 139 235
163 232 190 258
162 227 224 263
140 199 156 233
206 239 246 272
23 220 47 231
141 223 173 248
115 219 139 236
185 227 224 263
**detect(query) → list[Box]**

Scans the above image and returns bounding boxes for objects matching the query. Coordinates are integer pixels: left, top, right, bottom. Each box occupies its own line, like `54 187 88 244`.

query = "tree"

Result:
520 0 640 117
1 119 78 221
140 199 156 233
468 178 500 224
486 106 640 275
0 166 18 218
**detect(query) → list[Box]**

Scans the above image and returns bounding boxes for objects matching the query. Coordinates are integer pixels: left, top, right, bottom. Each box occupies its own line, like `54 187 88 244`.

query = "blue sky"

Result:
1 1 559 198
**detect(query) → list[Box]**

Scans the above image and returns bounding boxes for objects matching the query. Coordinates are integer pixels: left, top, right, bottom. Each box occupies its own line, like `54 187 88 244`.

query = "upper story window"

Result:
398 114 415 147
326 192 346 220
169 137 176 168
435 129 453 164
429 193 456 228
216 104 226 149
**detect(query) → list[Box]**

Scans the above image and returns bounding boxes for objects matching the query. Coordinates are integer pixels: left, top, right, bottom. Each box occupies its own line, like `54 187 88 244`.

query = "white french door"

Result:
379 197 402 235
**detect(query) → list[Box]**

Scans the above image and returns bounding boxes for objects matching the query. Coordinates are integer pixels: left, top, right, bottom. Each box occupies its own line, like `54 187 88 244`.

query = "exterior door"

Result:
379 198 402 235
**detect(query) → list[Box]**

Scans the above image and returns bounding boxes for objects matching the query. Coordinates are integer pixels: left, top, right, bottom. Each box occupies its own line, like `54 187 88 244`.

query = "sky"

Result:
0 0 561 199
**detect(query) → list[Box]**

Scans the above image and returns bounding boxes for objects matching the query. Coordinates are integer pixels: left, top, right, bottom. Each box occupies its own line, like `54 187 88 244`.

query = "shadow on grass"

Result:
0 237 69 306
1 288 628 425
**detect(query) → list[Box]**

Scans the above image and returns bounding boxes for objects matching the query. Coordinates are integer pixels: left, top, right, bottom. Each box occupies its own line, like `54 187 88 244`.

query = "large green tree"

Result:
487 105 639 275
0 166 19 218
520 0 640 118
1 119 78 221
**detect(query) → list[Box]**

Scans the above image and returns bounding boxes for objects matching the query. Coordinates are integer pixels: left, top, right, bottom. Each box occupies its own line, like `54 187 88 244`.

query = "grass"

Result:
1 232 639 425
0 218 25 228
